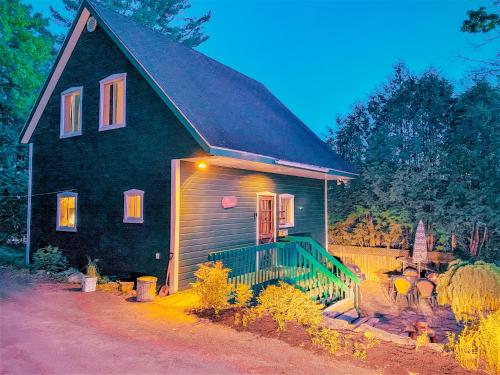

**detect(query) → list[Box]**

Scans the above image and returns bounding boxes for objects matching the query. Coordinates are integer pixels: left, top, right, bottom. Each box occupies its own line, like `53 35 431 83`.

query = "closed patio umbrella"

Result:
412 220 428 274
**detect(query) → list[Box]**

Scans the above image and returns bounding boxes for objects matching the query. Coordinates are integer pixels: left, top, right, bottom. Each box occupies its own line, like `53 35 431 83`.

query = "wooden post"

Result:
25 143 33 265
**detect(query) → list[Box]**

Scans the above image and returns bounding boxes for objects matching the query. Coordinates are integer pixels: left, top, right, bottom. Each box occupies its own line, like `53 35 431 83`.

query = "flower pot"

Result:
82 276 97 292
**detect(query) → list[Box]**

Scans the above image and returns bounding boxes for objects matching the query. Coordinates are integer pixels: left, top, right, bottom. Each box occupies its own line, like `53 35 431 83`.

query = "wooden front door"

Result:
258 195 275 244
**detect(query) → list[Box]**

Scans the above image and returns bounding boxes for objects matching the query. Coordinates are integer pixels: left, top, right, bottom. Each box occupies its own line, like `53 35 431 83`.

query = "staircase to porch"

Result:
207 236 361 308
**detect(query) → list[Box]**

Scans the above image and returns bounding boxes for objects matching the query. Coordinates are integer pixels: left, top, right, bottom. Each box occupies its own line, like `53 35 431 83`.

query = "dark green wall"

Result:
30 24 205 281
178 161 326 289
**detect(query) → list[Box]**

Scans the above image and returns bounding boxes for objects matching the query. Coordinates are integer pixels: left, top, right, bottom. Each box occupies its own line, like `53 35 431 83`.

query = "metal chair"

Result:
426 272 439 284
392 276 415 306
403 267 419 278
416 279 436 308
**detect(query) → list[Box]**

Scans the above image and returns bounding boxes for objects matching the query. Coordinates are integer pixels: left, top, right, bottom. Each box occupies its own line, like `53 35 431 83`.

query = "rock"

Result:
354 324 415 347
427 343 445 352
67 272 85 283
322 317 353 330
324 298 354 318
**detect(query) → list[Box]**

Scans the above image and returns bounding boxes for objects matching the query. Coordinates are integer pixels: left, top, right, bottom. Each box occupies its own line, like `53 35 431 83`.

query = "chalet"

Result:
20 0 358 299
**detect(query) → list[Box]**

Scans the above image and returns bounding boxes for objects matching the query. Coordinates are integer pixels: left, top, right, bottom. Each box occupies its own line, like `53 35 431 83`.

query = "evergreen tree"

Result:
442 81 500 261
328 64 499 261
51 0 211 47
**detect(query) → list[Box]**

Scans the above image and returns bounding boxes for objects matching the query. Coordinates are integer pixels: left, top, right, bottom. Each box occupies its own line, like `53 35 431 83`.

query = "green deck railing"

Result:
284 236 361 308
207 238 360 307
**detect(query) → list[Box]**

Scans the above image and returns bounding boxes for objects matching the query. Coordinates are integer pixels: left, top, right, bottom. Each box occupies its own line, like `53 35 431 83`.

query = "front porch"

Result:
208 236 360 307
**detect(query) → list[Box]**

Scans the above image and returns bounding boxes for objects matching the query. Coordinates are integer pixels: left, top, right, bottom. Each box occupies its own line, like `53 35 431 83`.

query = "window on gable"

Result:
279 194 294 228
60 87 82 138
99 73 126 130
57 192 78 231
123 189 144 223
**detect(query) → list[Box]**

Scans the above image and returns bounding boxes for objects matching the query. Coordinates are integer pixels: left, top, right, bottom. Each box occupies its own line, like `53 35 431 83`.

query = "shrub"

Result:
234 283 253 308
437 260 500 322
364 331 380 349
448 311 500 374
308 327 342 353
415 332 430 351
191 262 232 314
32 246 68 273
97 275 109 284
256 282 323 330
353 343 367 361
0 245 25 268
330 207 412 249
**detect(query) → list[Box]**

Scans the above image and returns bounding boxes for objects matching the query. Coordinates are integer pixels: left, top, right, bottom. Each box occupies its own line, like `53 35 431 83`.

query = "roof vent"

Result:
86 17 97 32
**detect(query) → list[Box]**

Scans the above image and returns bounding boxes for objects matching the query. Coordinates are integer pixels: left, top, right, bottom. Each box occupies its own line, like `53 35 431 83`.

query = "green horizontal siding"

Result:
178 161 325 289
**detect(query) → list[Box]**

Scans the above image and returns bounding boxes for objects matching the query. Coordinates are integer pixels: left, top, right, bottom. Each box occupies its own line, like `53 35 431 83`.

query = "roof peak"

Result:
85 0 268 91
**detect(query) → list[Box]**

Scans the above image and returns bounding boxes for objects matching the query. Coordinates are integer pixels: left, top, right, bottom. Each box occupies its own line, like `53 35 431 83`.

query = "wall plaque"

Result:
221 195 237 209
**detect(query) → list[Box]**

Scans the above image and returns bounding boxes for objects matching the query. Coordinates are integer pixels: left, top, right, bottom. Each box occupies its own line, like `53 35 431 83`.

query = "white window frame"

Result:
99 73 127 131
60 86 83 138
123 189 144 223
56 191 78 232
278 193 295 228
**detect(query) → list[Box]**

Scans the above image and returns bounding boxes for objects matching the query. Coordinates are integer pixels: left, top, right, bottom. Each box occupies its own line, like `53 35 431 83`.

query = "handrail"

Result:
284 236 361 284
292 242 348 292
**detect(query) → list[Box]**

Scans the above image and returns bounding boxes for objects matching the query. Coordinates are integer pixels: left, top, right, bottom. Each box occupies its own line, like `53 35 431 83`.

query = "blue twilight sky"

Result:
29 0 494 137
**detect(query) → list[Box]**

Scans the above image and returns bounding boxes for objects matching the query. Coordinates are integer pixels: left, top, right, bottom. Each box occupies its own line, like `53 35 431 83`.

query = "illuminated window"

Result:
279 194 294 228
57 192 78 232
99 73 126 131
123 189 144 223
60 87 82 138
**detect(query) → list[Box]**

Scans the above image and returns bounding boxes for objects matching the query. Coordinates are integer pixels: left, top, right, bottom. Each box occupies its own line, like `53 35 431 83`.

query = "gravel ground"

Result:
0 267 374 375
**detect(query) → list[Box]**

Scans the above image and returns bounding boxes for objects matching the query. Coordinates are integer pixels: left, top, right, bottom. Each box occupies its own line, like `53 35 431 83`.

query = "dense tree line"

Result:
327 64 499 262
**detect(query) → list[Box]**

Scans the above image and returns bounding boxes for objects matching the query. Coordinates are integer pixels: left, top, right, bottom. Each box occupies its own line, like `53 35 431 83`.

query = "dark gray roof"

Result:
88 0 353 174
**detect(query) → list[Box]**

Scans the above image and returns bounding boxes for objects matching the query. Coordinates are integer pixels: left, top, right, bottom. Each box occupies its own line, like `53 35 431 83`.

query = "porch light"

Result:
197 161 207 170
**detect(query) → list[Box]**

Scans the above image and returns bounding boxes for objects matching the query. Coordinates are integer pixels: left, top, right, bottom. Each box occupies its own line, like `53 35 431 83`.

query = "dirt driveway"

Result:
0 268 374 375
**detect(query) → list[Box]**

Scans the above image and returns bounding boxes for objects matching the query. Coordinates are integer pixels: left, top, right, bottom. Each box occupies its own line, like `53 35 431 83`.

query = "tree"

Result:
442 81 500 261
0 0 55 242
51 0 211 48
460 1 499 78
461 4 500 34
327 64 499 260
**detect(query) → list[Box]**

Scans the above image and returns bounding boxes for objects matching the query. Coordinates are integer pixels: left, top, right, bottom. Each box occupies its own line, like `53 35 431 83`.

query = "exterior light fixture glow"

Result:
197 162 207 170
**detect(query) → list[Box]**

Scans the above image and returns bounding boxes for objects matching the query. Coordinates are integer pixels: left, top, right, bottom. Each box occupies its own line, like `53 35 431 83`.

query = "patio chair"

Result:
416 279 436 309
426 272 439 284
403 267 419 278
392 276 415 306
403 268 419 286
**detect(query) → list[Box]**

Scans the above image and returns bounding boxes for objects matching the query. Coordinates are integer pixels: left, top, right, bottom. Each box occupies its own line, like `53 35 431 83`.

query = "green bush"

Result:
191 262 232 314
447 310 500 374
256 282 323 330
32 245 68 273
233 283 253 308
0 245 25 268
437 260 500 322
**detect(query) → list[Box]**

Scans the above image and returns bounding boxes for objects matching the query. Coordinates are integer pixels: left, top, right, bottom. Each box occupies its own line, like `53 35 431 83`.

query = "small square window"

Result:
57 192 78 232
99 73 126 131
60 87 82 138
279 194 294 228
124 189 144 223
